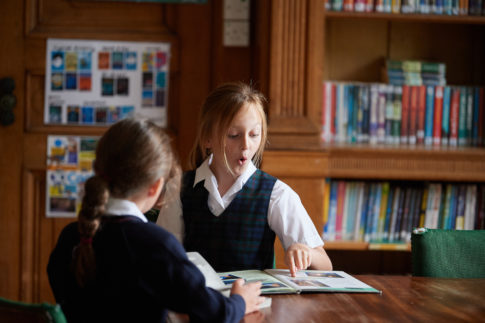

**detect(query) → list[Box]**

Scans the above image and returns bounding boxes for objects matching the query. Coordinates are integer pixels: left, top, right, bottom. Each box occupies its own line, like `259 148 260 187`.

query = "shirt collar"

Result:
194 155 257 191
105 197 148 223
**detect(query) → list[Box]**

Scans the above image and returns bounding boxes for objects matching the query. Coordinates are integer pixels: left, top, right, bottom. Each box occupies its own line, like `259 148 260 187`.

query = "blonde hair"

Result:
189 82 267 171
72 118 181 287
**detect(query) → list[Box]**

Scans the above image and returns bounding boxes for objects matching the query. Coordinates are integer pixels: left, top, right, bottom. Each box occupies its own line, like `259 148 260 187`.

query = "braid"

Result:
72 175 109 287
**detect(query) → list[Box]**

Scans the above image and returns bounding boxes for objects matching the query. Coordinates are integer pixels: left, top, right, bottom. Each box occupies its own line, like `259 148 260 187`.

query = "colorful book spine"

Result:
455 184 466 230
401 85 410 144
400 187 412 241
417 85 427 144
359 184 370 241
449 87 461 147
383 185 394 242
366 0 375 11
369 84 379 145
385 85 395 144
377 84 387 144
321 82 335 143
394 186 406 241
464 185 477 230
342 182 352 240
441 184 453 229
424 85 435 146
409 86 418 145
371 183 383 241
336 83 348 143
472 87 480 146
360 86 370 143
392 86 402 145
389 186 401 241
378 182 390 241
466 87 474 146
365 183 376 242
419 186 428 228
326 181 338 240
335 181 346 240
447 185 458 229
353 182 365 241
322 178 331 235
343 0 355 11
433 86 444 146
458 87 468 146
441 86 451 146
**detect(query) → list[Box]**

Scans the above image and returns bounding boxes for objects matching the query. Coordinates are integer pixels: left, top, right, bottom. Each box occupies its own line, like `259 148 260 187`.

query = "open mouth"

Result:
238 157 247 165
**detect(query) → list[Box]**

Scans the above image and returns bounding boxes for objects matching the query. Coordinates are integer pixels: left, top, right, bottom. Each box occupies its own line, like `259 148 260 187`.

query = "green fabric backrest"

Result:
411 228 485 278
145 208 160 223
0 297 67 323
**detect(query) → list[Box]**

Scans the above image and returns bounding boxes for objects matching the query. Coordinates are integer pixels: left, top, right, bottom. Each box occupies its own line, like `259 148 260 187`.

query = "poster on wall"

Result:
46 135 99 218
44 38 170 127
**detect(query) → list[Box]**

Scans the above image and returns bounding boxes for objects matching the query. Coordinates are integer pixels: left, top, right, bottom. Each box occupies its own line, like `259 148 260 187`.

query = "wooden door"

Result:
0 0 218 303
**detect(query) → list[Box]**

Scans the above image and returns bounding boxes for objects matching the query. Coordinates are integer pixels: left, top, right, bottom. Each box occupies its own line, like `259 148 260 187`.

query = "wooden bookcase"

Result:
261 0 485 274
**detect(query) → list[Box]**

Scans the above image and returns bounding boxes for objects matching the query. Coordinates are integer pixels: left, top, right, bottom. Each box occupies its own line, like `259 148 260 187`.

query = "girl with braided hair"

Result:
47 118 263 323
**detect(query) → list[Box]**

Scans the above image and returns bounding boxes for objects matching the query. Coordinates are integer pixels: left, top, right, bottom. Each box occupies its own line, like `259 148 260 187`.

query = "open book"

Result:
188 252 380 296
218 269 381 294
187 252 272 309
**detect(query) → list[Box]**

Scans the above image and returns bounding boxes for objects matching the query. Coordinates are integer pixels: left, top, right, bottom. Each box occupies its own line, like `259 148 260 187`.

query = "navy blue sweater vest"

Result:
182 169 277 271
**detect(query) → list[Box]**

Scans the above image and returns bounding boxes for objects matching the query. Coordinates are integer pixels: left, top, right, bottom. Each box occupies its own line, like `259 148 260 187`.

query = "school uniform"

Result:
47 198 245 323
157 156 324 272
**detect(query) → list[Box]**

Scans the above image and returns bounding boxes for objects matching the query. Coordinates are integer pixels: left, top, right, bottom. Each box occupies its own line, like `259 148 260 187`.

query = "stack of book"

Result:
321 81 485 147
325 0 485 15
386 60 446 87
322 179 485 243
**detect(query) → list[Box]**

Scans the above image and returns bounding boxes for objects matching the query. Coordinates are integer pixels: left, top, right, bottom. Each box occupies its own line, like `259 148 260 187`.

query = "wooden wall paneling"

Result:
0 0 25 300
251 0 271 98
25 0 173 37
210 0 252 87
268 0 321 139
325 18 388 82
174 3 213 167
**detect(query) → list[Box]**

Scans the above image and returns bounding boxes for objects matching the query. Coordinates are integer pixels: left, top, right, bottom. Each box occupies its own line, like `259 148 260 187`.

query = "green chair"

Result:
0 297 67 323
145 208 160 223
411 228 485 278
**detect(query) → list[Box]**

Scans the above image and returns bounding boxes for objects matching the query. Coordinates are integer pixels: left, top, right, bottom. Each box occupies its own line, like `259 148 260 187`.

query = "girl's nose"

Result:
241 135 249 149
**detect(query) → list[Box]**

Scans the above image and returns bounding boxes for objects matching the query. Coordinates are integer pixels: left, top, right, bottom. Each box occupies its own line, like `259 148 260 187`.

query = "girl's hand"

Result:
284 243 312 277
230 279 265 314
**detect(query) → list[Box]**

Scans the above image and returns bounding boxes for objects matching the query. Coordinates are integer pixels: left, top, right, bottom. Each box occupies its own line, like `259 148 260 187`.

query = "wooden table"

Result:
242 275 485 322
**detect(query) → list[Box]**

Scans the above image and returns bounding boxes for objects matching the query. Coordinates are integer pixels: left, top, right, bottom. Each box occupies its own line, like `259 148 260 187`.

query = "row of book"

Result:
325 0 485 15
322 180 485 243
386 60 446 86
321 82 485 147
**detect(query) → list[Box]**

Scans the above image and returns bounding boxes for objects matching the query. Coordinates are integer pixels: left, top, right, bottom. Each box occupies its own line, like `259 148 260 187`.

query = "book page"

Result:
265 269 380 293
187 252 227 291
218 270 297 295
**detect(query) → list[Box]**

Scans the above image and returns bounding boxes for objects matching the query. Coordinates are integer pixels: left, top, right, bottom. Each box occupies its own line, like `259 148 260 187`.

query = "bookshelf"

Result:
262 0 485 273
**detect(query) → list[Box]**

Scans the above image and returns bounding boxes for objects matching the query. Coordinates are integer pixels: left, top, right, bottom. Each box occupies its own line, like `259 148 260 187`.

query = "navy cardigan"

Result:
47 216 245 323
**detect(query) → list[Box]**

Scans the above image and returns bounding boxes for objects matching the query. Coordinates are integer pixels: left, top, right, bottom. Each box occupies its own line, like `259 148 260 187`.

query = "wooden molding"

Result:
263 146 485 182
269 0 322 136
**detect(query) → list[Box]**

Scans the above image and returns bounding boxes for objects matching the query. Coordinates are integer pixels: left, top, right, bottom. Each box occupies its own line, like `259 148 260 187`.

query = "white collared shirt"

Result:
105 197 148 223
157 156 323 249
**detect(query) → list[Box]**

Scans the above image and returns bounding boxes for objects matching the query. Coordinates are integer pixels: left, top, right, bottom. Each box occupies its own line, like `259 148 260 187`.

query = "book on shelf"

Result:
433 85 444 146
325 0 483 16
441 86 451 146
321 81 485 148
322 180 485 244
218 268 381 295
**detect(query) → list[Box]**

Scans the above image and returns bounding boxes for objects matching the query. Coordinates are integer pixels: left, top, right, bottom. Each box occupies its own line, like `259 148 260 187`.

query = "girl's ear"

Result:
147 177 165 197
